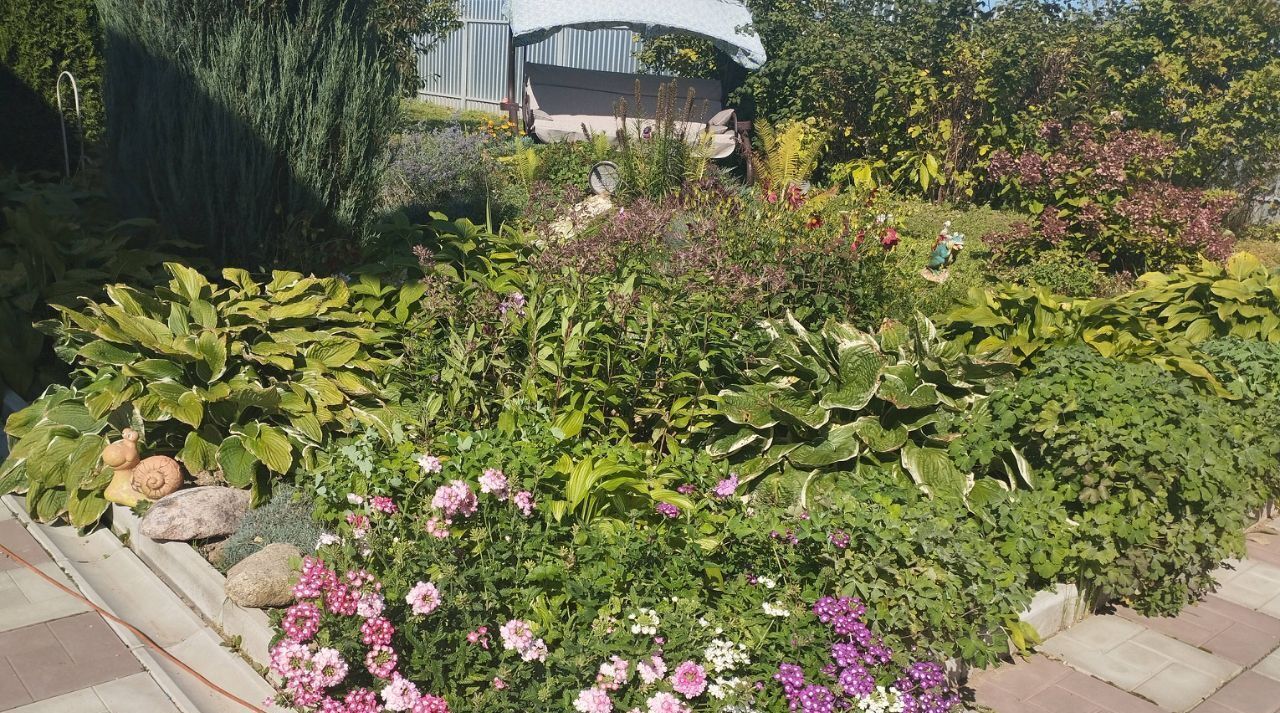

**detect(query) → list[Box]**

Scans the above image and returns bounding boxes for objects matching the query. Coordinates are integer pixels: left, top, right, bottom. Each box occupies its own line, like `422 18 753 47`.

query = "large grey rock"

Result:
225 543 300 608
140 486 251 541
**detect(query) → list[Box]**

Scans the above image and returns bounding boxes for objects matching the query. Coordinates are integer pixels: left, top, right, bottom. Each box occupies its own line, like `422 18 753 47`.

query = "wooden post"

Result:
505 29 518 126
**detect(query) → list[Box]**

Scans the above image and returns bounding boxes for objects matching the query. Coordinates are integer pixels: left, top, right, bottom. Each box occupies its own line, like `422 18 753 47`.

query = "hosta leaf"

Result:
166 390 203 428
850 416 908 452
289 412 324 444
196 331 228 381
167 263 210 301
67 435 106 489
306 340 361 368
821 341 883 412
900 443 969 501
718 387 778 429
706 428 762 457
770 389 829 431
44 401 106 433
77 341 140 366
179 431 219 472
267 300 322 321
189 299 218 329
787 422 861 468
223 268 261 295
66 488 109 527
126 359 185 381
239 423 293 474
878 374 940 409
218 435 258 487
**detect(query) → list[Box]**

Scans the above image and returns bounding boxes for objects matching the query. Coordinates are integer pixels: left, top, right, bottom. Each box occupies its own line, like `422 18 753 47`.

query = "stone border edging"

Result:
1 493 204 713
111 504 277 674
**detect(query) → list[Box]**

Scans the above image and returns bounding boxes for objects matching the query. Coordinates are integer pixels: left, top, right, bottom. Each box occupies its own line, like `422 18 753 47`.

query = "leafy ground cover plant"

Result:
0 264 420 525
220 485 324 571
1197 337 1280 499
970 347 1264 615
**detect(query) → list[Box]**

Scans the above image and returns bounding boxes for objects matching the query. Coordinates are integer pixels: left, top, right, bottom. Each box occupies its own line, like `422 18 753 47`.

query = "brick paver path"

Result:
970 521 1280 713
0 512 180 712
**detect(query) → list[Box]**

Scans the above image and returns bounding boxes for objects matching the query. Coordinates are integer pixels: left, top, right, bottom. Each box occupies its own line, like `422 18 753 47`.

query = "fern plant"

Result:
750 118 829 189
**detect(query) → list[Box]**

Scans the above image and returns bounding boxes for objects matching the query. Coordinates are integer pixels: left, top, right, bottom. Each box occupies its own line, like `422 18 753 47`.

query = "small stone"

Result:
225 543 301 608
140 486 251 541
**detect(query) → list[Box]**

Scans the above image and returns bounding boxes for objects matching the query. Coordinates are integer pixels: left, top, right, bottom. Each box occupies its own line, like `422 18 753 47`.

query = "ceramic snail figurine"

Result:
103 429 146 506
132 455 183 500
921 221 966 283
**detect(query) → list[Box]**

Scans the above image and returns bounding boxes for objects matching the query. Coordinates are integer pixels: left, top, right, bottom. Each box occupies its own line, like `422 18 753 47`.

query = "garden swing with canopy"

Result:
500 0 767 193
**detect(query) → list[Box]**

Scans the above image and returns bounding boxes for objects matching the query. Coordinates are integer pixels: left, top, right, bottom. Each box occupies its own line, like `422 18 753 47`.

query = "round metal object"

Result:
588 161 621 195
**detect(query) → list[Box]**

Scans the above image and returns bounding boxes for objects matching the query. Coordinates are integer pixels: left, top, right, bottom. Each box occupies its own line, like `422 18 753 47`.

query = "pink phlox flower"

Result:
479 468 509 500
370 496 398 514
425 516 451 538
513 490 535 517
416 453 443 474
406 581 441 616
431 480 477 518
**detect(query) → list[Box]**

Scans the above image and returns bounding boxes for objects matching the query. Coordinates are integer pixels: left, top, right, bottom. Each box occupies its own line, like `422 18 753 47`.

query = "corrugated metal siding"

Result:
417 1 645 112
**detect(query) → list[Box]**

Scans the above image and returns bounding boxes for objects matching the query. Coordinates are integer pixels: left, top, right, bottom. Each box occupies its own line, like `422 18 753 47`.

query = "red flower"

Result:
806 214 823 230
880 227 900 249
786 185 806 210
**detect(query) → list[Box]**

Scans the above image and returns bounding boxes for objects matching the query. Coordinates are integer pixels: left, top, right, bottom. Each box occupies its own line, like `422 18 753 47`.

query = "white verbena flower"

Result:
762 600 791 618
757 576 777 590
628 608 660 636
346 493 364 505
314 533 340 550
704 638 750 673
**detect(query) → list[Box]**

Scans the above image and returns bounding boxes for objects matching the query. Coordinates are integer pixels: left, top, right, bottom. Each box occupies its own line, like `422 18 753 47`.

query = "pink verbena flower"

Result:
597 656 630 690
381 673 420 712
312 647 348 688
346 512 371 539
294 557 338 599
637 655 667 685
491 677 507 690
431 480 478 518
499 619 534 652
269 640 311 680
365 644 398 679
646 691 690 713
655 502 680 518
371 496 398 514
344 688 380 713
361 616 395 647
325 582 359 616
574 687 614 713
513 490 535 517
283 601 321 642
479 468 509 500
357 592 385 619
670 661 707 698
413 694 450 713
406 581 441 615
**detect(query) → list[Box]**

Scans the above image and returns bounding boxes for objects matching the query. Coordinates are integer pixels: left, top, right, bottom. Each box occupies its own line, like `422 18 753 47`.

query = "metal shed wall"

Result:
416 0 645 112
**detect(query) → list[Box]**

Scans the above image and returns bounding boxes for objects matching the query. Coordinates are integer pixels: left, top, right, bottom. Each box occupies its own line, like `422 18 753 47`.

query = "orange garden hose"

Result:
0 542 270 713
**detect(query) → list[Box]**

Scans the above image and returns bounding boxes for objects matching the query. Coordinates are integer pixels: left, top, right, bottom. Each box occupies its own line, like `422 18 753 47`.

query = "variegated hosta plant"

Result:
0 263 422 526
706 313 1028 506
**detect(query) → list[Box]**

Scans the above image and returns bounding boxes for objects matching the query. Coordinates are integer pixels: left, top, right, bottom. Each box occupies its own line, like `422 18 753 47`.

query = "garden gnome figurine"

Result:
921 221 965 283
103 428 145 506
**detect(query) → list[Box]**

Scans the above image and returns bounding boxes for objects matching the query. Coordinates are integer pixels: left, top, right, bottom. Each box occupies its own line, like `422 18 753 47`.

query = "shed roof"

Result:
507 0 766 69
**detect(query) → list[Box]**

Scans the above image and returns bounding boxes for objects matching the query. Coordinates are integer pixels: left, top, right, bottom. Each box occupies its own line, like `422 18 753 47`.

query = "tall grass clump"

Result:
97 0 399 268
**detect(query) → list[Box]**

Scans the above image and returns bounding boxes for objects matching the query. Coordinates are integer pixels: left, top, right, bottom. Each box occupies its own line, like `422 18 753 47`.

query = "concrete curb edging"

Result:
112 504 277 673
1 494 204 713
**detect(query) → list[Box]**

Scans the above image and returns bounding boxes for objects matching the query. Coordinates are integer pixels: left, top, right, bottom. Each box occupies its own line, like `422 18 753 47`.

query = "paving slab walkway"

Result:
0 497 282 713
970 520 1280 713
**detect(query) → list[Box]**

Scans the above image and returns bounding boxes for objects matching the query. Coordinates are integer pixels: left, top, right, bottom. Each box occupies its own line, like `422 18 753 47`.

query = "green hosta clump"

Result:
0 263 421 526
706 313 1022 504
1129 253 1280 344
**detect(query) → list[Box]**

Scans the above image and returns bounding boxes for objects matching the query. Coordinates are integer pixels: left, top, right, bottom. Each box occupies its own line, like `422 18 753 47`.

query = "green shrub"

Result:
97 0 400 268
220 485 323 571
998 248 1104 298
1198 338 1280 499
0 174 190 399
972 347 1262 615
0 263 422 525
0 0 105 169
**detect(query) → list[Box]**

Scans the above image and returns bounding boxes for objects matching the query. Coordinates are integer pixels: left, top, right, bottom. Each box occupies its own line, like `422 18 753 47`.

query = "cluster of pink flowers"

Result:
513 490 536 517
711 474 739 499
416 453 443 474
478 468 509 500
431 480 478 519
574 653 715 713
498 618 548 662
405 581 441 616
370 496 398 515
268 557 450 713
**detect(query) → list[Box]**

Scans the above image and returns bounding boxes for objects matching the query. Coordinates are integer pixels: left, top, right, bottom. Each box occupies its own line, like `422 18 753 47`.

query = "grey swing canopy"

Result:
503 0 766 160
